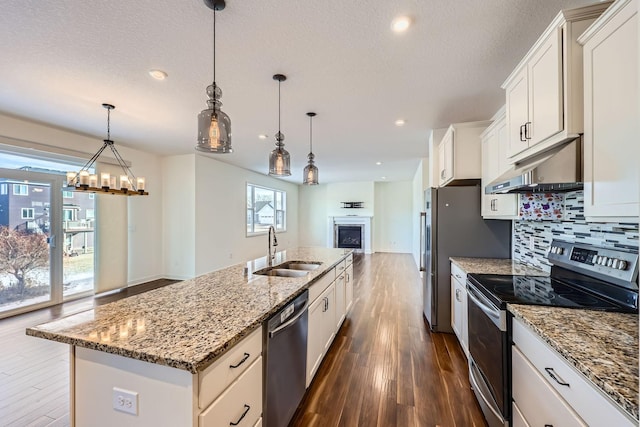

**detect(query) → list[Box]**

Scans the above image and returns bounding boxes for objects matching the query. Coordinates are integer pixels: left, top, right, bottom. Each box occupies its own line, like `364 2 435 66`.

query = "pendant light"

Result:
303 112 319 185
64 103 148 196
196 0 232 153
268 74 291 176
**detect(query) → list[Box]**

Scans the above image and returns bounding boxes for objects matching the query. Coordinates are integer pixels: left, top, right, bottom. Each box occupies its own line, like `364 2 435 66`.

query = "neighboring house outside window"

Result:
63 191 74 198
0 184 7 195
246 183 286 235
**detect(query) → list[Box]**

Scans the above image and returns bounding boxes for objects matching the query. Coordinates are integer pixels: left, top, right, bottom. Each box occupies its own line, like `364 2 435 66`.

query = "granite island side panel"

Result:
27 247 352 374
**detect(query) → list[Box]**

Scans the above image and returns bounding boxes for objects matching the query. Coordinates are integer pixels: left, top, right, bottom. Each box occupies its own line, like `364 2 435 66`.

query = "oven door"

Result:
467 280 509 426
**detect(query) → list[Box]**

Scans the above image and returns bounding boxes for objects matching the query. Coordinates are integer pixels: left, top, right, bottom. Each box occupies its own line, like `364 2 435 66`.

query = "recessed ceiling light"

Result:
148 69 168 80
381 176 387 180
258 134 268 140
391 16 411 33
376 162 382 165
395 119 406 126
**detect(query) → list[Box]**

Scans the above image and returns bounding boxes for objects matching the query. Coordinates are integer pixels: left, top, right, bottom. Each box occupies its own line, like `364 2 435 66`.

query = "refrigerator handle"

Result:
419 212 426 271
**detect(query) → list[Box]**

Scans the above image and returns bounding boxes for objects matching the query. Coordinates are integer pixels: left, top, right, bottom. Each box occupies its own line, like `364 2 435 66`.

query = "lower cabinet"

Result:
345 262 354 314
306 281 336 387
335 272 346 329
450 262 468 358
512 318 635 426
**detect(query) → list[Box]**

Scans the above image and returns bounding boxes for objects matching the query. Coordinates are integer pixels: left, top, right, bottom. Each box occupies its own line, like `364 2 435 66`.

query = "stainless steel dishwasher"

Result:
264 290 308 427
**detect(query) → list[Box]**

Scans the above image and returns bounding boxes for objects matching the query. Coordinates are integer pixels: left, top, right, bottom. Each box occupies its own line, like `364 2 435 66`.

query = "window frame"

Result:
246 183 287 236
21 207 35 219
13 184 28 195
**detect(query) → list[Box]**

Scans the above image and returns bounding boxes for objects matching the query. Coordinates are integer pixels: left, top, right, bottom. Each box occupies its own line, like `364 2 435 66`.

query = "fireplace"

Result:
335 225 363 249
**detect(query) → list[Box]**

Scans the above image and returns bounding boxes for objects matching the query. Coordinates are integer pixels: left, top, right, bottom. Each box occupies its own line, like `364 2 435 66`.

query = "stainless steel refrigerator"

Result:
419 185 511 333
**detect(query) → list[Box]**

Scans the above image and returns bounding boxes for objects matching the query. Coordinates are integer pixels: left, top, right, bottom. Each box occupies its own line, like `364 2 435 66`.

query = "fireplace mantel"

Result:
327 216 372 254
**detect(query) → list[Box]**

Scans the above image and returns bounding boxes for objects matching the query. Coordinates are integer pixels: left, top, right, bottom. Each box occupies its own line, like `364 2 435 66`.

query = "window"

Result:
21 208 34 219
63 191 74 198
89 193 95 199
0 184 7 195
13 184 28 195
86 209 95 220
246 183 286 234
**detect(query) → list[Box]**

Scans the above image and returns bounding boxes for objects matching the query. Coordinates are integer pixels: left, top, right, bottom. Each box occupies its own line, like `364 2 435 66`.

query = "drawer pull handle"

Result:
455 274 463 279
545 367 570 387
230 404 250 426
229 352 250 369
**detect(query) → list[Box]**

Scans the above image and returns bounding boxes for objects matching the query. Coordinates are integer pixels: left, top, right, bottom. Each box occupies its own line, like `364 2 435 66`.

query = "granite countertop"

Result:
509 304 639 421
27 247 351 374
450 257 548 276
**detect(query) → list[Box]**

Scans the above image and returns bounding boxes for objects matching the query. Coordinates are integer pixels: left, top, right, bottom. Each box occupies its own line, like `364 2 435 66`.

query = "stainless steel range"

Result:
466 240 639 427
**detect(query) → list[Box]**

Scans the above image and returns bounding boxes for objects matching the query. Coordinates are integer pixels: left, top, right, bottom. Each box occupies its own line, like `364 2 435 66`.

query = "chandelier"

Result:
64 103 148 196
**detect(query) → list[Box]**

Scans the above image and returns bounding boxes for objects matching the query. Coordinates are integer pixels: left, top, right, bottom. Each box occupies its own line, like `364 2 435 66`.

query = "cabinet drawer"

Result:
335 259 347 276
309 268 335 302
253 418 262 427
450 263 466 283
512 346 586 426
199 326 262 409
199 357 262 427
512 319 635 426
344 253 353 267
511 402 530 427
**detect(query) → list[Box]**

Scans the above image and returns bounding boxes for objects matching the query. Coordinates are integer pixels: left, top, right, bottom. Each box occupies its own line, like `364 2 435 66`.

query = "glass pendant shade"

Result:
303 156 319 185
269 132 291 176
197 84 232 153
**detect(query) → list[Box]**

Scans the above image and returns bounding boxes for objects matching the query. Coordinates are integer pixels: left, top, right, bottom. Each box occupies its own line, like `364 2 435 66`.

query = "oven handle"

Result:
467 281 507 331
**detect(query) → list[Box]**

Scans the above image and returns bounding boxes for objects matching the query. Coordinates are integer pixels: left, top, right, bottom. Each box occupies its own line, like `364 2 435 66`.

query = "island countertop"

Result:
509 304 639 421
27 247 351 374
450 257 548 276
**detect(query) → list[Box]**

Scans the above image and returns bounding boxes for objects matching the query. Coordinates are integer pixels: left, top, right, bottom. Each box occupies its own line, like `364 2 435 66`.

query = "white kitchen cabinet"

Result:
502 3 611 163
306 280 336 387
450 262 468 358
579 0 639 221
512 318 635 426
345 262 354 314
481 108 519 219
199 357 262 427
438 121 491 187
334 271 346 330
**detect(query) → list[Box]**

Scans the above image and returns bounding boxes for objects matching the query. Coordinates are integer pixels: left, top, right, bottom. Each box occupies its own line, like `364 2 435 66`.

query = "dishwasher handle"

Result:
268 301 309 338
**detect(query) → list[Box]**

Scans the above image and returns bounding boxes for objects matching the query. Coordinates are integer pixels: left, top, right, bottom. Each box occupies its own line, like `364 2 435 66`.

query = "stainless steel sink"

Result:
276 261 321 271
254 268 309 278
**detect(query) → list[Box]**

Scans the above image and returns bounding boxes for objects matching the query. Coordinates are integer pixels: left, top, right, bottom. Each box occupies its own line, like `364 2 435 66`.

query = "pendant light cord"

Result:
213 9 216 86
309 115 313 153
278 80 281 139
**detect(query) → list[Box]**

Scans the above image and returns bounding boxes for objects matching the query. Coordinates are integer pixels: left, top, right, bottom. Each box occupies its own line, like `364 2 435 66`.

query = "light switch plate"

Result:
112 387 138 415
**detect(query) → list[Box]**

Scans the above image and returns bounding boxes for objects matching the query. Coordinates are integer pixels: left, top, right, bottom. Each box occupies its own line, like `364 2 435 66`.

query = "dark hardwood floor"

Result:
291 253 487 427
0 255 485 427
0 279 177 427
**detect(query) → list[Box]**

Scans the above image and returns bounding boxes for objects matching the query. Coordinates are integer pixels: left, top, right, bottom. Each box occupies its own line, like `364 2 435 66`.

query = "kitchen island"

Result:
27 247 353 427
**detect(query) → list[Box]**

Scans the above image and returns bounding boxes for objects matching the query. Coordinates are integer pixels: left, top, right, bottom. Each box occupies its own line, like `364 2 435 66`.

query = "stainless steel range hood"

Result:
487 139 583 194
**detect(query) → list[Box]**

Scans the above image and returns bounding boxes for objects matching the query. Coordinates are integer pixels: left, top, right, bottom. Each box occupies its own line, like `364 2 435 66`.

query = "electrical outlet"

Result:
112 387 138 415
529 236 535 251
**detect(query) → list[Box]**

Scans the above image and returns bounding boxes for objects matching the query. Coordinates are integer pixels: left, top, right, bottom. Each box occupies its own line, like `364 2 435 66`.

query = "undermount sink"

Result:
254 268 309 278
276 261 321 271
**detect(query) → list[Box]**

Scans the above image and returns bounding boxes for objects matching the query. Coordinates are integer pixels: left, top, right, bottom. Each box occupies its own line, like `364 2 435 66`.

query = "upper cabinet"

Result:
437 121 491 187
502 2 612 163
481 107 519 219
579 0 638 222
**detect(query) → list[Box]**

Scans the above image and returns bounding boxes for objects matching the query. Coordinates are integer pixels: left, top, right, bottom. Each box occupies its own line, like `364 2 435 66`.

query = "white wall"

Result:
326 182 375 217
373 181 413 253
194 155 299 276
162 155 196 280
298 184 328 247
0 113 164 289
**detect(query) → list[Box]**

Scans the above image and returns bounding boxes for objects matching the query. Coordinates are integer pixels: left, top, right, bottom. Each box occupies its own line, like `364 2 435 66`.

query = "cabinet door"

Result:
528 28 563 145
439 128 454 186
583 2 639 220
506 67 530 158
306 295 326 386
481 131 495 217
345 264 354 314
460 284 468 357
450 276 462 340
334 274 346 330
322 284 336 353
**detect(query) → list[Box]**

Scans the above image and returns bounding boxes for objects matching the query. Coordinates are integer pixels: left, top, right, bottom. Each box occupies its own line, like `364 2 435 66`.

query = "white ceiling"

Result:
0 0 598 184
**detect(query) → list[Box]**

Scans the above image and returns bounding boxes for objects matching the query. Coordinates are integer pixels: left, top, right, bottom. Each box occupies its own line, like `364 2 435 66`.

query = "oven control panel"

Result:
548 240 639 288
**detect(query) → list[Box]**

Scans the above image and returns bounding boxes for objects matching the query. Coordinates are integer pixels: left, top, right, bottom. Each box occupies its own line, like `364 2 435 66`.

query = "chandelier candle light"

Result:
65 104 147 196
196 0 232 153
303 112 319 185
269 74 291 176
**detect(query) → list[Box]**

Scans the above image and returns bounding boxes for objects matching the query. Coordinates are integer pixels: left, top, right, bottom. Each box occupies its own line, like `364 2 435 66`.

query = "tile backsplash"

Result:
513 191 639 272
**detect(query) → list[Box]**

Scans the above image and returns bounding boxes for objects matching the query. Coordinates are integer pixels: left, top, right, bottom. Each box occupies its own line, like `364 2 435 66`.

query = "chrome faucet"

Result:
268 225 278 267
